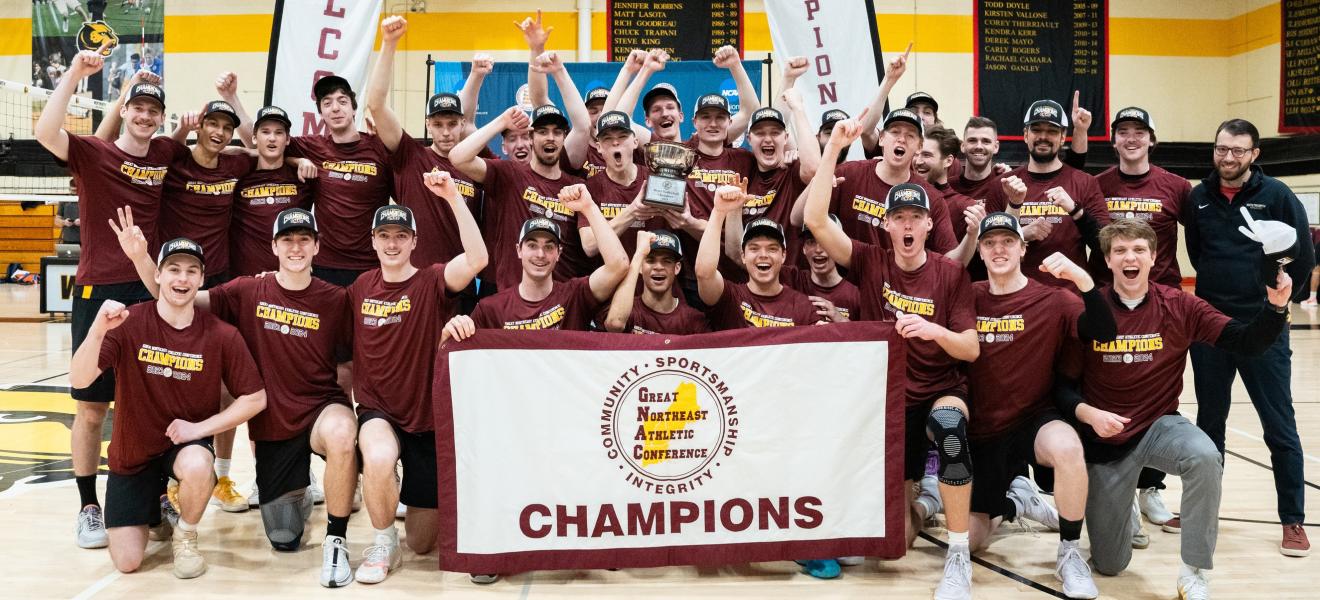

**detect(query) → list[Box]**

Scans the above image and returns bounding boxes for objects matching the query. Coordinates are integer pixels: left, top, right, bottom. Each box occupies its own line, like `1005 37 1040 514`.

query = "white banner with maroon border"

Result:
433 324 907 573
264 0 382 136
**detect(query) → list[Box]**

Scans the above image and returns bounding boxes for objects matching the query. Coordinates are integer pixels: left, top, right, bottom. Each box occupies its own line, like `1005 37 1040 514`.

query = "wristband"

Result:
1009 201 1023 209
1068 204 1084 217
1271 302 1288 314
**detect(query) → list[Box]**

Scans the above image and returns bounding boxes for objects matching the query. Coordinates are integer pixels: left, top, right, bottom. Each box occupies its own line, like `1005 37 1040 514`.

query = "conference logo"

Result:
600 357 739 495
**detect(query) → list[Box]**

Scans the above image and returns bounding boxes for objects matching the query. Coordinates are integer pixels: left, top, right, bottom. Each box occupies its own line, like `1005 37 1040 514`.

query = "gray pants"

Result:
1085 415 1222 575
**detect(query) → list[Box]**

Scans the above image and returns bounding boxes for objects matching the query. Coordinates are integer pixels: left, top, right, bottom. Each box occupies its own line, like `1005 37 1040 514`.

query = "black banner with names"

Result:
607 1 743 62
1281 0 1320 134
974 1 1108 140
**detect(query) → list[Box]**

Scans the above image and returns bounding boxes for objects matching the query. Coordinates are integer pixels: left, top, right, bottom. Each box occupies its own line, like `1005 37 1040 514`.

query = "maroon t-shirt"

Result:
1091 166 1191 287
62 134 183 285
686 146 757 219
619 296 710 334
481 158 588 289
98 303 263 474
850 240 975 406
779 265 861 322
829 160 957 253
229 165 317 277
160 150 256 275
1083 284 1230 445
578 165 663 259
933 181 979 242
707 282 818 330
984 165 1110 288
390 132 483 268
471 276 600 331
348 264 451 433
207 276 351 441
288 133 393 270
949 170 998 204
969 279 1082 439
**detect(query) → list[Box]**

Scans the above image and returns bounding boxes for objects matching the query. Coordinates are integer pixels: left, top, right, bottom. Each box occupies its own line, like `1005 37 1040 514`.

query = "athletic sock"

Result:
1059 517 1083 542
177 519 198 533
76 474 99 508
214 458 231 479
327 513 349 539
1179 563 1204 578
947 530 969 549
1000 496 1019 522
374 525 398 546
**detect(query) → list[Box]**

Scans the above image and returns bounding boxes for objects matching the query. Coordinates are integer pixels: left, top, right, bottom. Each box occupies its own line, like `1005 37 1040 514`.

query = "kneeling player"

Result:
968 213 1118 599
70 239 266 579
602 230 709 334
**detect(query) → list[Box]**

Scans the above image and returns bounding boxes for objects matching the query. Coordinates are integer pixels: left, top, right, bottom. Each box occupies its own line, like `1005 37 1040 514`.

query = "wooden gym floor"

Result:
0 283 1316 599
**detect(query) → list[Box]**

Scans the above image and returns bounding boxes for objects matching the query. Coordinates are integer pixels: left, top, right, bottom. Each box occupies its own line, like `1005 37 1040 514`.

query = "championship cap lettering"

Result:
1110 106 1154 132
819 109 849 132
531 104 570 130
595 111 632 137
127 82 165 109
905 91 939 113
584 87 610 105
694 93 731 117
272 207 318 239
649 229 683 258
977 211 1024 240
254 105 292 130
1024 99 1069 129
519 217 562 243
313 74 354 103
750 107 785 129
801 213 842 239
157 237 205 268
203 100 240 128
642 83 681 112
742 217 786 246
886 182 930 213
372 205 416 233
427 92 463 117
883 108 925 138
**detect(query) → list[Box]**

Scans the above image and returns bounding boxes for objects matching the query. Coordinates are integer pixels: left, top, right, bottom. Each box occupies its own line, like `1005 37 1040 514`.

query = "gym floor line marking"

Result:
1218 516 1320 527
1224 449 1320 491
1182 409 1320 464
519 571 535 599
70 542 167 600
917 531 1069 599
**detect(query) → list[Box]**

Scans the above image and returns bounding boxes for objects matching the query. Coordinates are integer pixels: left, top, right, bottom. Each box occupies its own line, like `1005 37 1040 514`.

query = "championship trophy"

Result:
642 141 697 210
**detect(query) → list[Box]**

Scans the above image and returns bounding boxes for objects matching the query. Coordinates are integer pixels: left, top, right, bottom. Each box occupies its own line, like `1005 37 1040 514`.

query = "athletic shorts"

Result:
255 430 319 504
903 387 971 481
313 266 367 288
71 281 152 402
357 410 437 509
104 438 214 528
969 410 1065 517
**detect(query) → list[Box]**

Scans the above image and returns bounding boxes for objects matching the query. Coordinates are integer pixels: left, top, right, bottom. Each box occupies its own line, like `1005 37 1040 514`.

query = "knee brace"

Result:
927 407 972 486
261 488 313 551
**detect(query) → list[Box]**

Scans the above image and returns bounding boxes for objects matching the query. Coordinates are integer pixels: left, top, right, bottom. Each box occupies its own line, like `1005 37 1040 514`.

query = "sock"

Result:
1000 496 1019 522
1179 563 1204 578
327 513 349 539
177 519 197 533
947 530 969 549
214 458 231 479
1059 517 1083 542
76 474 100 508
375 525 398 546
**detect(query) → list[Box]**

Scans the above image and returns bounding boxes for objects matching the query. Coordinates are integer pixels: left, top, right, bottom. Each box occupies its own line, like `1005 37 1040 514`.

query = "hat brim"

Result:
594 124 632 138
642 89 680 110
520 228 561 243
203 109 240 128
127 93 164 110
313 76 352 100
531 115 570 130
255 115 292 130
1109 117 1152 131
742 225 786 246
158 250 205 269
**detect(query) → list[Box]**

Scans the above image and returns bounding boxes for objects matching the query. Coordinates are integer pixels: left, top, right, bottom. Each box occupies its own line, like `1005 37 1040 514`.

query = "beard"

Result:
1217 162 1248 182
535 149 559 167
1028 146 1058 164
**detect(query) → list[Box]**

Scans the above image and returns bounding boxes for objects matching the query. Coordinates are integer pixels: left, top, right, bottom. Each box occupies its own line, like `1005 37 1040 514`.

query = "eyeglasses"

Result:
1213 145 1254 157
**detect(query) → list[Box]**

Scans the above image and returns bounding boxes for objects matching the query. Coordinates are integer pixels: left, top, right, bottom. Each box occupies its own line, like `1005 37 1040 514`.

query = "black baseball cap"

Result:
694 93 731 117
801 213 842 239
427 92 462 117
372 205 416 233
126 82 165 109
203 100 240 128
649 229 683 258
883 108 925 137
519 217 561 243
313 74 353 103
749 107 785 130
886 182 930 213
1024 99 1068 129
531 104 570 130
1110 106 1154 132
977 211 1024 240
595 111 632 137
742 218 786 246
642 83 680 112
157 237 205 268
819 109 849 132
272 207 318 239
584 87 609 105
905 91 939 113
254 105 292 130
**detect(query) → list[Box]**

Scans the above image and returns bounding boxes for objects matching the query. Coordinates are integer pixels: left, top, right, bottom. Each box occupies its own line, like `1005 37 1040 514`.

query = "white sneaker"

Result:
916 474 943 521
837 556 865 566
309 468 325 505
1177 568 1210 600
320 535 352 588
247 482 260 508
354 540 401 584
1055 544 1098 599
1009 475 1059 530
76 505 109 549
171 528 207 579
1130 500 1150 549
934 547 973 600
395 501 407 520
1139 487 1173 525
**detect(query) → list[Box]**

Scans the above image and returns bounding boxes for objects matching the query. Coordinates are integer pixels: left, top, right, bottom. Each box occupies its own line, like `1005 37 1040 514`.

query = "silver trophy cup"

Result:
643 141 697 210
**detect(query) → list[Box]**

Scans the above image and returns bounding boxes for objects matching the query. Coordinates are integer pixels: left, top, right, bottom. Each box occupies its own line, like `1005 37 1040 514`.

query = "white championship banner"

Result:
433 325 908 573
264 0 382 135
765 0 884 154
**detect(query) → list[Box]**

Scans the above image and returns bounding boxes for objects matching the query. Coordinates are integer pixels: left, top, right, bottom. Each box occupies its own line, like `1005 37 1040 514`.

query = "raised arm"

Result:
715 46 759 143
95 69 161 141
459 53 493 137
804 112 868 269
1068 90 1090 158
364 15 407 152
946 204 987 266
562 184 629 301
580 188 656 257
37 48 107 160
69 300 129 388
108 205 214 309
781 82 820 184
535 51 592 167
516 10 553 106
215 71 254 148
603 50 648 114
614 49 667 122
604 231 655 333
697 186 745 305
449 106 531 183
860 42 911 153
424 171 488 292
